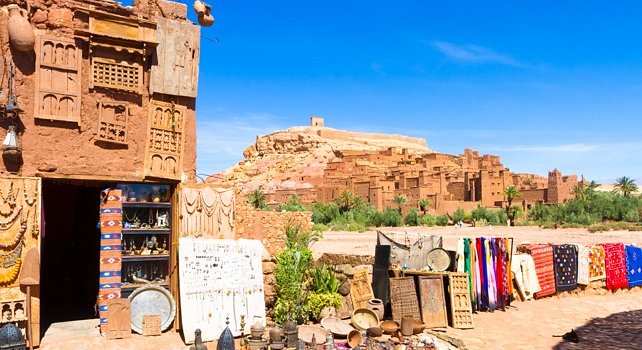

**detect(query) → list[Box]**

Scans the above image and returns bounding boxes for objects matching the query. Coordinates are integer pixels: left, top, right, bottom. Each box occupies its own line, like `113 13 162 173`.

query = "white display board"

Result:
179 238 266 344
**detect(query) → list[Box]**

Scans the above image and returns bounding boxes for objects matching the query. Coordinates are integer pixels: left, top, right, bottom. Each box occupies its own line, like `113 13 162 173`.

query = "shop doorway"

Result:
40 180 107 335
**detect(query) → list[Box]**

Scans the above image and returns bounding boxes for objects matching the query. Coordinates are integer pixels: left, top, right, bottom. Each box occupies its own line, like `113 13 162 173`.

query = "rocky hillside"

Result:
207 125 433 192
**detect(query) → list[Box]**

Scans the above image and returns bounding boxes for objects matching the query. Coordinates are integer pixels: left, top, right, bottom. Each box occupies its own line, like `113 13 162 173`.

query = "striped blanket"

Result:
98 189 123 334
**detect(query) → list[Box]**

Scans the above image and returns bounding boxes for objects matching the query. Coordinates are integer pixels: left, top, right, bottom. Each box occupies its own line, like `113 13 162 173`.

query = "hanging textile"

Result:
504 238 513 298
574 244 590 285
521 244 555 299
473 239 481 312
463 238 474 310
180 186 235 238
588 244 606 281
456 238 465 272
625 245 642 287
376 230 442 270
603 243 628 291
478 238 489 311
98 189 123 335
511 254 540 300
553 244 578 292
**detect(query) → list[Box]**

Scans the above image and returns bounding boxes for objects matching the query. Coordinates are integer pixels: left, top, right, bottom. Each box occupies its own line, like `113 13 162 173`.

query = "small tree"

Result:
418 198 431 215
335 190 356 213
394 194 407 214
502 186 521 226
248 189 267 209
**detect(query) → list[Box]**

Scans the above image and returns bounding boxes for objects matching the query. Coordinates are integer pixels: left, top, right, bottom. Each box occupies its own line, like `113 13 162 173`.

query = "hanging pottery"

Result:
7 4 35 52
193 1 206 15
197 12 214 27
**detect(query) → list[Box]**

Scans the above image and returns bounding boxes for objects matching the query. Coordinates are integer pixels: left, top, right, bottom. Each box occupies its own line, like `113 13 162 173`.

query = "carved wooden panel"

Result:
91 55 142 93
144 100 186 180
447 272 474 329
418 276 447 329
389 277 421 323
34 35 81 123
97 101 129 145
150 17 200 98
349 269 374 310
106 299 131 339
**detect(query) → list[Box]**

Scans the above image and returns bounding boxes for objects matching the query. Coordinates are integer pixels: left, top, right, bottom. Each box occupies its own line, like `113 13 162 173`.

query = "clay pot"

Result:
400 316 413 336
366 327 383 338
366 299 384 321
269 326 284 342
198 12 214 27
193 0 206 14
7 4 34 52
347 330 362 348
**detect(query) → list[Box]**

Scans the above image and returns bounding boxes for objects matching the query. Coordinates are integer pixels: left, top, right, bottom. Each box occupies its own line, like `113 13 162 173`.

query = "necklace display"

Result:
0 183 18 209
22 182 37 207
0 211 27 249
0 206 22 231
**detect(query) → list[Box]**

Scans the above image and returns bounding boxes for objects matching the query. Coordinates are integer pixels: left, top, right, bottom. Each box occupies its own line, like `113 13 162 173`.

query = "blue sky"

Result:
182 1 642 183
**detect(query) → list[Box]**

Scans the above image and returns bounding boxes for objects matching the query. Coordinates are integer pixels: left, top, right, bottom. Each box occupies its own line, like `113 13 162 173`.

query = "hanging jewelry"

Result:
0 206 22 231
0 211 28 249
0 183 18 209
30 199 39 238
22 181 37 207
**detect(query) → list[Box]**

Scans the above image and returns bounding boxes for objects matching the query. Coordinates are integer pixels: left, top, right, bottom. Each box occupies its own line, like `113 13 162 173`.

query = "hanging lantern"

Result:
2 126 21 159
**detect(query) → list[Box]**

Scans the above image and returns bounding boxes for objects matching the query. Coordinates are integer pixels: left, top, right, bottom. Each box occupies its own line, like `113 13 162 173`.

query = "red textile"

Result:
524 244 556 299
602 243 629 290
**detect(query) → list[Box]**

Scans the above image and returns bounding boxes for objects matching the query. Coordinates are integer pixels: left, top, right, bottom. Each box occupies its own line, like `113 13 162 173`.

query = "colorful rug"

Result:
98 189 123 335
588 245 606 281
603 243 628 291
574 244 590 285
523 244 556 299
553 244 578 292
625 245 642 287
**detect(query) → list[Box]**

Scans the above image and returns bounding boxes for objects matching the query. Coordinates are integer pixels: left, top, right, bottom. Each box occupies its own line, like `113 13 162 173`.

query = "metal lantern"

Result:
0 323 26 350
2 125 21 159
217 319 235 350
283 319 298 348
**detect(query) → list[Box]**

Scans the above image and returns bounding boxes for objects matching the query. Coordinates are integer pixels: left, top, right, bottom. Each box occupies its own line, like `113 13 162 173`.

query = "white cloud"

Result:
196 113 288 176
431 41 524 67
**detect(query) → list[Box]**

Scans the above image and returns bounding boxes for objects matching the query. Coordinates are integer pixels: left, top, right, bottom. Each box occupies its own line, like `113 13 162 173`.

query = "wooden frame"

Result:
144 99 187 180
447 272 474 329
349 269 374 310
389 277 421 323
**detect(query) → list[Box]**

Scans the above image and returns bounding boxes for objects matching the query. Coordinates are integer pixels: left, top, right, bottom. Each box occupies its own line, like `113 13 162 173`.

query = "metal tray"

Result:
128 285 176 334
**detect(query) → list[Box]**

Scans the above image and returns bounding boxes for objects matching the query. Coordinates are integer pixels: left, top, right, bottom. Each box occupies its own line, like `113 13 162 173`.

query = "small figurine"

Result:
190 329 208 350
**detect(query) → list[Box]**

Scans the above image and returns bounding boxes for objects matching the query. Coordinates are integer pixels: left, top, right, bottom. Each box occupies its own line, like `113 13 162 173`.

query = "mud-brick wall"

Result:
234 190 313 306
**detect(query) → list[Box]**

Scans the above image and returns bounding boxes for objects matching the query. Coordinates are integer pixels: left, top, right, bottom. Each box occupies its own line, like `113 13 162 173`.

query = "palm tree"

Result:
393 194 407 214
614 176 638 197
335 190 356 213
418 198 431 215
248 189 266 209
502 186 521 226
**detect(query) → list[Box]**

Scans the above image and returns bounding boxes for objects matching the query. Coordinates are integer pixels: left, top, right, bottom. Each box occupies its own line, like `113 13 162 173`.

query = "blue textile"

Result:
625 245 642 287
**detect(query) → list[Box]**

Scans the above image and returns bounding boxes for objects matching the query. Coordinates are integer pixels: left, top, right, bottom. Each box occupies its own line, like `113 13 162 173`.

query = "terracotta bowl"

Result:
378 320 399 334
351 308 379 331
412 320 425 334
347 329 362 348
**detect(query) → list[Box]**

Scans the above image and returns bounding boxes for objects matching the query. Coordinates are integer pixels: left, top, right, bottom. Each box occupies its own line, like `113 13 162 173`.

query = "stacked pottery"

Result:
7 4 34 52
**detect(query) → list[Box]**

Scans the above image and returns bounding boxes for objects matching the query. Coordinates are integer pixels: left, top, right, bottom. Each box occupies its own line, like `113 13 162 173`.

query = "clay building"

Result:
0 0 204 345
266 120 579 215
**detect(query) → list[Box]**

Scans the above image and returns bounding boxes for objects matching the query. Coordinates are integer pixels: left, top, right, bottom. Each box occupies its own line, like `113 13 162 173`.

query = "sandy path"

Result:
311 226 642 349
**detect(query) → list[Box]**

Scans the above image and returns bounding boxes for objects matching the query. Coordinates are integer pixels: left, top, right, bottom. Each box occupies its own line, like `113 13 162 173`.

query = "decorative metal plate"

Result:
128 285 176 334
426 248 451 272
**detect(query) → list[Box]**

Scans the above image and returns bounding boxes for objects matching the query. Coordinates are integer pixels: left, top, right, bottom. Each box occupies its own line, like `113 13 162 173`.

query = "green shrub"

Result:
311 264 342 293
435 214 449 226
381 207 403 227
306 291 342 320
404 208 420 226
420 214 436 226
453 208 465 223
277 194 307 212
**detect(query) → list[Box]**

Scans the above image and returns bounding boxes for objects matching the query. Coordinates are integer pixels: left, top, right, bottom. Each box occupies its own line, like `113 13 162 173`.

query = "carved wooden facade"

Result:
144 99 186 180
150 17 200 98
97 101 129 145
34 36 82 123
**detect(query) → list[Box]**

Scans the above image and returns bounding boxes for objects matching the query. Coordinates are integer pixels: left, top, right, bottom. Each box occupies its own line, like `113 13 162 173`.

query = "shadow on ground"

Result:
553 309 642 350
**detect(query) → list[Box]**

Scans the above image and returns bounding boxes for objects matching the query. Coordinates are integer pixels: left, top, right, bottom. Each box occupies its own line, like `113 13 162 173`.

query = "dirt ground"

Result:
311 225 642 350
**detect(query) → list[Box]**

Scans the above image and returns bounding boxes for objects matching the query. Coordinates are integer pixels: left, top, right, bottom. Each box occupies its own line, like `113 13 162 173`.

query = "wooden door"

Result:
418 276 448 329
448 272 474 329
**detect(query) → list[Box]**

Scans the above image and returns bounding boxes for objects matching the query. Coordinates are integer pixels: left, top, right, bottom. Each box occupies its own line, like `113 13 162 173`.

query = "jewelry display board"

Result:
418 276 447 329
144 99 186 180
150 17 200 98
389 277 421 323
179 185 234 239
178 238 266 344
447 272 474 329
34 35 82 123
0 177 41 347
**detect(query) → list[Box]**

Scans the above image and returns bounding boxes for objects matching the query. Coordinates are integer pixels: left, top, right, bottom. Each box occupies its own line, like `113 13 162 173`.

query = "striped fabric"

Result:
98 189 123 335
523 244 556 299
603 243 628 291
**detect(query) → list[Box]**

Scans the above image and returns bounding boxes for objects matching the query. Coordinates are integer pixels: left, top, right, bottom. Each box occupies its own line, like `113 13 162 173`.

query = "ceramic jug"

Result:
7 4 34 52
366 299 384 321
198 12 214 27
193 1 206 14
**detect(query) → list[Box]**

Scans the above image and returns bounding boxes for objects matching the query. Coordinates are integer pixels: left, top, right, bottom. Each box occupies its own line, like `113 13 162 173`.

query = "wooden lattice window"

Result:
97 101 129 145
144 99 186 180
91 56 142 93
